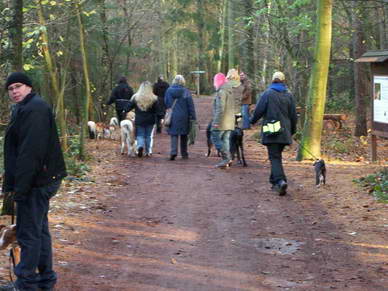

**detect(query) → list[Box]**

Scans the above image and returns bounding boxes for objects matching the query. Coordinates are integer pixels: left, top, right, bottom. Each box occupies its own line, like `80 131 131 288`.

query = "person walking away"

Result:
125 81 158 157
240 72 253 129
250 71 297 196
164 75 196 160
106 76 134 123
153 75 170 133
226 69 243 117
211 73 235 168
1 72 67 290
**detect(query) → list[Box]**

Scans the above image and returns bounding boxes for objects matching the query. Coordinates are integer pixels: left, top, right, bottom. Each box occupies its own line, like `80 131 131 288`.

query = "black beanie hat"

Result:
5 72 33 89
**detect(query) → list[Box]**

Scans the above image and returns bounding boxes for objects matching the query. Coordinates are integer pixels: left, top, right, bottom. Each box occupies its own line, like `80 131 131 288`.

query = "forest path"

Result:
46 96 386 290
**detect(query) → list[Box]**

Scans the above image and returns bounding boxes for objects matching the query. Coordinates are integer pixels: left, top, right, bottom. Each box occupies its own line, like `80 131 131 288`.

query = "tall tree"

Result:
227 0 235 68
352 1 368 137
37 0 67 151
75 0 92 160
297 0 333 160
10 0 23 71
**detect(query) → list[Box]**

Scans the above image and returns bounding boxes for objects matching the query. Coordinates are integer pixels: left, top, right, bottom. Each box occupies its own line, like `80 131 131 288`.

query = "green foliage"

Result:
326 93 354 113
324 130 353 154
64 135 90 178
354 168 388 203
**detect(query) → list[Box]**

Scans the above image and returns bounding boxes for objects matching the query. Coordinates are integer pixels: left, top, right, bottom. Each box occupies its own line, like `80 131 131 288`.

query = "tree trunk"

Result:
297 0 332 160
227 0 235 68
10 0 23 71
216 0 227 72
75 1 92 160
37 0 67 151
261 0 272 88
352 1 368 137
242 0 255 79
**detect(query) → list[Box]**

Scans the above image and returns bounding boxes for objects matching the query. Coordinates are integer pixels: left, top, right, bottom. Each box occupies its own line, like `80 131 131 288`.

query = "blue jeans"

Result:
210 129 223 152
15 180 61 290
241 104 251 129
211 129 231 158
136 125 154 154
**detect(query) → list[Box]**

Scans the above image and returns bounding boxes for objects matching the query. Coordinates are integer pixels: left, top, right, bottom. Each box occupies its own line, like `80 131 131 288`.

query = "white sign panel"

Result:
373 76 388 124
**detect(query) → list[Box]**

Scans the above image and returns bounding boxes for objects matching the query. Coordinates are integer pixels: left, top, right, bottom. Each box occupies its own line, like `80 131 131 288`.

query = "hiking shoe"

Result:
169 154 177 161
137 147 143 158
277 180 288 196
215 159 231 168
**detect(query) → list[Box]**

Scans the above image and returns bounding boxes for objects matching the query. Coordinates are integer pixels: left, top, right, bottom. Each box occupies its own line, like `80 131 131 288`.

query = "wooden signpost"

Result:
356 50 388 162
190 70 205 96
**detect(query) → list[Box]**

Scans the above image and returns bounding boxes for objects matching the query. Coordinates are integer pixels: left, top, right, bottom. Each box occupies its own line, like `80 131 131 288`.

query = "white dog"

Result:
87 121 96 139
120 119 136 156
109 117 119 140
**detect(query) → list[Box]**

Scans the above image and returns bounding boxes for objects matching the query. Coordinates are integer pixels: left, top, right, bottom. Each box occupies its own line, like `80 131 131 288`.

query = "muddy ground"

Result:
1 96 387 290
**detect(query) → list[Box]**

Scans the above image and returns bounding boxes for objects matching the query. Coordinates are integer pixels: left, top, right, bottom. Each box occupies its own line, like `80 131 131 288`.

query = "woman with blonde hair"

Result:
164 75 197 160
226 68 244 116
125 81 159 157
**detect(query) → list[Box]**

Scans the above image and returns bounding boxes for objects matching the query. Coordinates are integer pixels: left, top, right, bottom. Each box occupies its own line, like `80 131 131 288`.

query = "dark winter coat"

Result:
164 84 196 135
125 99 158 127
3 93 67 200
106 82 134 111
250 83 297 145
153 79 169 116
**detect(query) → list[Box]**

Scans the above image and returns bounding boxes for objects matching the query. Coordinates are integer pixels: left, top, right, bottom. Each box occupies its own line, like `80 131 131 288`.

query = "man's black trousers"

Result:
266 143 287 185
15 181 61 290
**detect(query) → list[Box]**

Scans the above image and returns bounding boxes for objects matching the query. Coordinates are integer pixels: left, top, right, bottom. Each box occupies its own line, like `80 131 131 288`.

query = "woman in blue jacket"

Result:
164 75 197 160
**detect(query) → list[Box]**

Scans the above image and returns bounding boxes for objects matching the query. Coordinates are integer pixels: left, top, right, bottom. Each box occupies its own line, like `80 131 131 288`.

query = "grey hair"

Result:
172 74 186 85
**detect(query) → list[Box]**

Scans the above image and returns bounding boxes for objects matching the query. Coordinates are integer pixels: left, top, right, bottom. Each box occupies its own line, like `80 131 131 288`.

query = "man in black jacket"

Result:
250 71 297 196
153 75 169 133
106 76 134 124
2 72 67 291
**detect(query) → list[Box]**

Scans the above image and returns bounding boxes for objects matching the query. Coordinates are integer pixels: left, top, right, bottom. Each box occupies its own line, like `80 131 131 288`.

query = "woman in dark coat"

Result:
250 71 297 196
164 75 196 160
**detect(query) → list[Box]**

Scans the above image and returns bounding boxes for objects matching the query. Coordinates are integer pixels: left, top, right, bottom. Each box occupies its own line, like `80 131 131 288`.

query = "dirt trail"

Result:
3 96 386 290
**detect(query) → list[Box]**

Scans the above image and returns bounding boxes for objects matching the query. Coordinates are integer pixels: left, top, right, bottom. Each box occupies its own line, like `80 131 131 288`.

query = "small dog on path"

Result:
313 159 326 187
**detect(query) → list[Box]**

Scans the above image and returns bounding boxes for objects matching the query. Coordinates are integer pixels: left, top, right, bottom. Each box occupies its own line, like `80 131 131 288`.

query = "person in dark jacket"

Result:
164 75 196 160
125 81 158 157
106 76 134 123
2 72 67 291
153 75 169 133
250 71 297 196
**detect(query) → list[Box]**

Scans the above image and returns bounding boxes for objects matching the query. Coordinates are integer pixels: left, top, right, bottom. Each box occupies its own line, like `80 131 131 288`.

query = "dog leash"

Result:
293 138 321 161
8 198 16 285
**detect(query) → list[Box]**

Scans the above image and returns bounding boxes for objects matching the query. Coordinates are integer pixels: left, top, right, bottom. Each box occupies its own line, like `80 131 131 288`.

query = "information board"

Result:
373 76 388 124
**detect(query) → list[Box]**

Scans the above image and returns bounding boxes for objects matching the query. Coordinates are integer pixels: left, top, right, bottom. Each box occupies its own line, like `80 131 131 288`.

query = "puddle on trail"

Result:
253 237 304 255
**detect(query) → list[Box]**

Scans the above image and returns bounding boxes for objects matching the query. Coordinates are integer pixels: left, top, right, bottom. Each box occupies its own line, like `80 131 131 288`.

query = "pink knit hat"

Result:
213 73 227 90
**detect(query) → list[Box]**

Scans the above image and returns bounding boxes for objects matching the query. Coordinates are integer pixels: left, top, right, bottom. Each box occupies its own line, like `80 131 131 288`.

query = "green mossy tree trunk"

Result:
37 0 67 152
297 0 332 160
75 1 91 160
